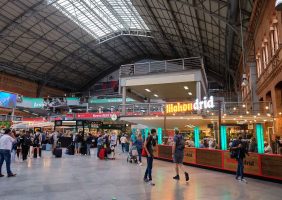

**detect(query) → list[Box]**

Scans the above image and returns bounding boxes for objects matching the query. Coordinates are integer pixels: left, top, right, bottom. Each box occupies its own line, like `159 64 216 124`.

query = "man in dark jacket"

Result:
231 136 249 183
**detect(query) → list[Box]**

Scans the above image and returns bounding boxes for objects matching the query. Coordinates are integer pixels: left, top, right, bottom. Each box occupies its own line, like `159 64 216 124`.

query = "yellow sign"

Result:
166 96 215 114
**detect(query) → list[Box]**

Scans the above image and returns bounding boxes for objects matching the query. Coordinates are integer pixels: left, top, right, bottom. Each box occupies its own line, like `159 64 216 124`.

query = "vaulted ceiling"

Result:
0 0 253 93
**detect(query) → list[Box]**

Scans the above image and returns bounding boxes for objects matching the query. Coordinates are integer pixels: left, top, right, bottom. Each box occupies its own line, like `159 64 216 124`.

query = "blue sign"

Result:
0 91 17 108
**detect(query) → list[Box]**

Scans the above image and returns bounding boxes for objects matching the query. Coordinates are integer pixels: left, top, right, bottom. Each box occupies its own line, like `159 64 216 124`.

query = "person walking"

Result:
143 129 157 186
136 133 143 166
0 129 16 177
22 131 32 161
33 131 42 158
86 134 93 156
231 135 249 183
172 129 189 182
120 134 127 153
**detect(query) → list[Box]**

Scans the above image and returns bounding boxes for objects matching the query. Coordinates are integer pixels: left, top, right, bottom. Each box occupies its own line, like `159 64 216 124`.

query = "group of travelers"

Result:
0 128 62 178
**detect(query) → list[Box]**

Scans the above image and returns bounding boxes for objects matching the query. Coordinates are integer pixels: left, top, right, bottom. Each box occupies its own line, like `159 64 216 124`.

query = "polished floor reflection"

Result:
0 149 281 200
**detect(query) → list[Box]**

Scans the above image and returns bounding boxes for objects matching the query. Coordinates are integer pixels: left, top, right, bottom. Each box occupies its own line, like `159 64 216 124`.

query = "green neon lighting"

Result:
157 128 162 144
220 126 227 150
145 128 149 139
256 124 264 154
194 126 200 148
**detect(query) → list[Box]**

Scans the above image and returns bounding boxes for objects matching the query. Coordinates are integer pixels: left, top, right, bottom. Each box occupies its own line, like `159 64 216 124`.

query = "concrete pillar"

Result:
122 86 126 115
249 63 258 102
196 81 201 100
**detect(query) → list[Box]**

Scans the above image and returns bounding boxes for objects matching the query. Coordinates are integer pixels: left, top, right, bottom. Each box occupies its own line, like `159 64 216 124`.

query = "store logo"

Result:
111 114 118 121
166 96 215 114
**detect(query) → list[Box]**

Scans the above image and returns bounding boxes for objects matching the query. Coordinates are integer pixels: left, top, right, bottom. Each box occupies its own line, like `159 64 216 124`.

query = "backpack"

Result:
230 140 239 159
33 134 40 145
176 135 185 150
49 135 54 144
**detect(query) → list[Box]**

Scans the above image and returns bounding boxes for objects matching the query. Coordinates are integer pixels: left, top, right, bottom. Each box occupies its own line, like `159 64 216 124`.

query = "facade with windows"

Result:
241 0 282 136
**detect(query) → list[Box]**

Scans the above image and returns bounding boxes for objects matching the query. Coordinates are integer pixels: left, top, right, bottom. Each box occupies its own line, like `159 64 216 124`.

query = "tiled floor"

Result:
0 148 281 200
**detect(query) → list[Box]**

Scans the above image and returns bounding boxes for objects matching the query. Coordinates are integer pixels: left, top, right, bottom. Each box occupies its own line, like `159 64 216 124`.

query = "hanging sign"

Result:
165 96 215 114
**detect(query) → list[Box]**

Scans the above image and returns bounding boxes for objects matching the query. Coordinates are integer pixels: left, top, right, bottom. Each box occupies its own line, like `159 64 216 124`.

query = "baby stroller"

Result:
127 145 138 163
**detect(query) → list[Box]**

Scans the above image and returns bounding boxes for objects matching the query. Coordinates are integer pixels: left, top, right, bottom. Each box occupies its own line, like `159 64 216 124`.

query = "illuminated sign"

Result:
166 96 215 114
0 91 17 108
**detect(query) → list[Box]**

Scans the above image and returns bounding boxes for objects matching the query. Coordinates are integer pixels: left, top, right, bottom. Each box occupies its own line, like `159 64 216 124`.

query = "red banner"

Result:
22 117 47 122
76 112 120 119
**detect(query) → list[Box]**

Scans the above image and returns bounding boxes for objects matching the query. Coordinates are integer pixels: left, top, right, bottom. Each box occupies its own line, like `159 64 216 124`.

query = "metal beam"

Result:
1 38 90 79
166 0 190 56
144 0 180 58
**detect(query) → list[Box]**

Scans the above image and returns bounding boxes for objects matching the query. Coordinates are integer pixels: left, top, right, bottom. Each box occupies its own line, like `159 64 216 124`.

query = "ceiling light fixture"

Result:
184 86 189 90
188 92 192 96
242 104 246 108
154 94 158 97
145 89 151 92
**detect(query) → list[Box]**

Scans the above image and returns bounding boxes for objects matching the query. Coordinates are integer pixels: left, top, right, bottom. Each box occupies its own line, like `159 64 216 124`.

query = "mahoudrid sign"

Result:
166 96 215 114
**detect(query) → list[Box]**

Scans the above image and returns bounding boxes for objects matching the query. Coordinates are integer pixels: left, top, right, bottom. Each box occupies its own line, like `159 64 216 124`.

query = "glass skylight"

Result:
53 0 149 39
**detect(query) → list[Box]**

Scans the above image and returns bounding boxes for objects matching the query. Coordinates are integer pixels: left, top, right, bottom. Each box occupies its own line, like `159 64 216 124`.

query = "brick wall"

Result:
0 72 66 97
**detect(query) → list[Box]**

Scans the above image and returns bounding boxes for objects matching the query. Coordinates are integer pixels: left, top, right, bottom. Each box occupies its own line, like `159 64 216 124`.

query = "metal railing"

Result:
118 101 273 117
0 115 23 121
120 57 207 88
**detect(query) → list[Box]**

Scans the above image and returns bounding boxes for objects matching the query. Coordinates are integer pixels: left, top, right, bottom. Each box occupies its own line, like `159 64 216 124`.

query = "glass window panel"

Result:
53 0 149 39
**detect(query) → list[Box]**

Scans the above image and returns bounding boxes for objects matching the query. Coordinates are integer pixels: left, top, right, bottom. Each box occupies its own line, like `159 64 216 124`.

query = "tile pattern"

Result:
0 148 281 200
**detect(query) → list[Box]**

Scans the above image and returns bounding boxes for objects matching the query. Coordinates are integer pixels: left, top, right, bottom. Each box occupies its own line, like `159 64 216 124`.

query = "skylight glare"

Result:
53 0 149 39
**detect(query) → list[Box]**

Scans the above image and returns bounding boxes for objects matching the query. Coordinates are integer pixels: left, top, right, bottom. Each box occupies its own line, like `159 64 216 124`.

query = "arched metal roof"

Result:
0 0 253 93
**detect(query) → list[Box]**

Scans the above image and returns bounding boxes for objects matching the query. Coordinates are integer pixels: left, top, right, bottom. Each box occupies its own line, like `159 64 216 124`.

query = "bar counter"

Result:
156 145 282 181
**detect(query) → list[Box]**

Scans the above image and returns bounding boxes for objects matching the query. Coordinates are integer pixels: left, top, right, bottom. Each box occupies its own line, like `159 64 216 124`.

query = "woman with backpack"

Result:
172 129 189 182
32 131 42 158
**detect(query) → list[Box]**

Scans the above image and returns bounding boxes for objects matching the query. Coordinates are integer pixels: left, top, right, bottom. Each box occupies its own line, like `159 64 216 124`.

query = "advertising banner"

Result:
0 91 17 108
44 97 67 108
17 97 44 108
66 97 80 106
88 98 134 104
76 112 120 119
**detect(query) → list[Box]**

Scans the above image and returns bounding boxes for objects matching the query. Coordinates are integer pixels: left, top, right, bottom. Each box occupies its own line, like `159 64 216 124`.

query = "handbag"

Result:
141 148 148 157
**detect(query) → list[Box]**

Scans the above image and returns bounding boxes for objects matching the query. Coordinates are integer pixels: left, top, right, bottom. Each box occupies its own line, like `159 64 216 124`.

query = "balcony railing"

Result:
257 44 282 92
118 101 273 117
119 57 208 89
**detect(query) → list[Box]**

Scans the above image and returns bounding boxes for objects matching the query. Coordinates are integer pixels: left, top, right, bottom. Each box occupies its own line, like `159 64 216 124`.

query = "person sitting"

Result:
264 142 273 154
248 137 258 153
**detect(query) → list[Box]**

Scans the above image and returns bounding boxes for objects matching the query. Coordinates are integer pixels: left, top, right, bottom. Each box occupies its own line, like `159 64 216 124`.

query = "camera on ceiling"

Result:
241 74 249 87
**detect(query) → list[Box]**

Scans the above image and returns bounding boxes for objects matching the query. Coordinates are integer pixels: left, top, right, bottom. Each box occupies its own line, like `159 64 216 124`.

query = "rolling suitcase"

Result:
54 148 62 158
66 144 75 155
80 144 87 155
99 148 106 160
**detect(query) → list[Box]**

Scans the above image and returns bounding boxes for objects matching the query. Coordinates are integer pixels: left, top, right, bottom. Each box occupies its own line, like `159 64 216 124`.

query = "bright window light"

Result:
53 0 149 39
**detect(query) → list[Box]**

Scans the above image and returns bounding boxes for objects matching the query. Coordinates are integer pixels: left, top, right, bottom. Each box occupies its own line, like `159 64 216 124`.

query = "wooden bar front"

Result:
156 145 282 181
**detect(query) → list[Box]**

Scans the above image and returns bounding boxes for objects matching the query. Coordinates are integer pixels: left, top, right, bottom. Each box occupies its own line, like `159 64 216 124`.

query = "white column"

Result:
196 81 201 100
196 81 201 114
122 86 126 115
